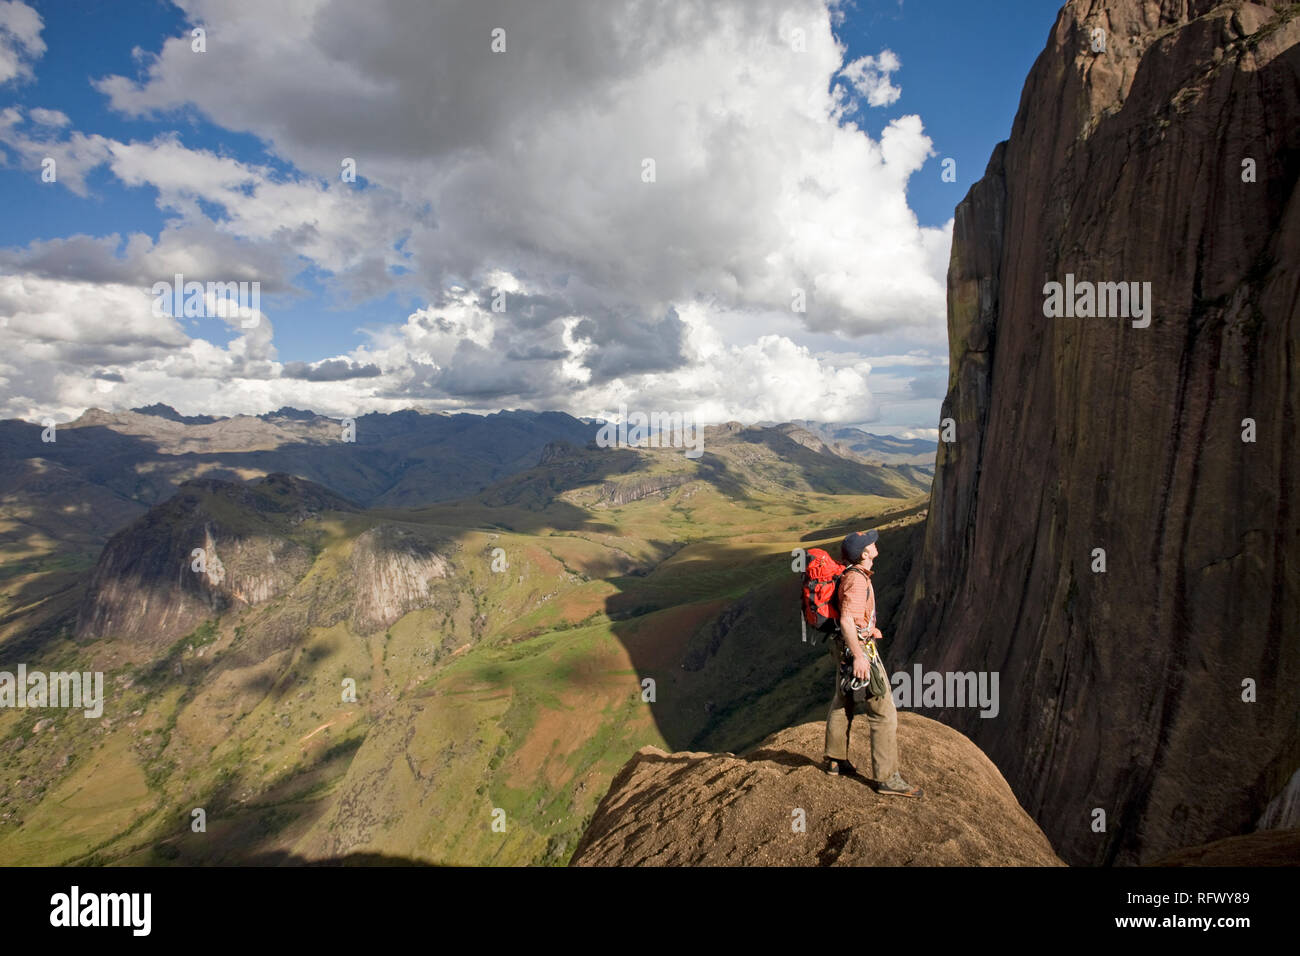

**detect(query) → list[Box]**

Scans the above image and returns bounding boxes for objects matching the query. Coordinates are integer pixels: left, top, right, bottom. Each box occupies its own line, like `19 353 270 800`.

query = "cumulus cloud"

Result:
0 275 189 354
91 0 950 332
0 0 953 426
0 223 296 289
864 350 949 367
0 1 42 84
283 358 383 381
583 303 880 424
28 106 68 127
0 107 113 195
840 49 902 108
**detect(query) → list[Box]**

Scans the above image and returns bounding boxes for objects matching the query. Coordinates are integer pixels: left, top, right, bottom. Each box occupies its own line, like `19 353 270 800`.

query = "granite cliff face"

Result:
896 0 1300 865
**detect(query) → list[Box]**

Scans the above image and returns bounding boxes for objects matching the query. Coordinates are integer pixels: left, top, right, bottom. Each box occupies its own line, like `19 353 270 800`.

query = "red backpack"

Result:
801 548 845 642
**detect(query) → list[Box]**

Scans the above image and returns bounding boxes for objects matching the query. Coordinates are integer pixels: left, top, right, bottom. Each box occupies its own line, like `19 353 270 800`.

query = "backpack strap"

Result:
838 564 870 593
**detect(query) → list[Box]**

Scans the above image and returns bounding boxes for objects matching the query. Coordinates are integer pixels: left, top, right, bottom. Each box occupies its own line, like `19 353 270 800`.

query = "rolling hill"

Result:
0 418 929 865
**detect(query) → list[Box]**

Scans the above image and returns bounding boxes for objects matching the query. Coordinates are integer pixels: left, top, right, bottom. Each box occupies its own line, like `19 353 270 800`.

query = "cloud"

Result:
0 107 112 195
0 277 887 425
28 106 68 127
583 303 880 423
0 0 953 426
283 358 383 381
863 350 949 367
840 49 902 107
0 273 287 419
0 275 189 353
91 0 949 337
571 308 687 381
0 1 43 84
0 224 296 289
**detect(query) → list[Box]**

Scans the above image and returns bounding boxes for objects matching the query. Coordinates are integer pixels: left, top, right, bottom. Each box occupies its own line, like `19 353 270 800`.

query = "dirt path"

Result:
299 711 353 744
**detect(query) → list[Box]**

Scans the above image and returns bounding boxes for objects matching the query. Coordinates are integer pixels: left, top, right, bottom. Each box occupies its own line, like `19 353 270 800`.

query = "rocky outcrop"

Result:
598 474 690 506
347 524 452 633
76 474 356 651
537 440 580 465
570 716 1064 866
896 1 1300 865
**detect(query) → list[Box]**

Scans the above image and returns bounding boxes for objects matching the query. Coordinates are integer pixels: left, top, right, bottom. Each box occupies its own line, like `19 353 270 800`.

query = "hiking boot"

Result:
825 758 857 776
876 771 923 798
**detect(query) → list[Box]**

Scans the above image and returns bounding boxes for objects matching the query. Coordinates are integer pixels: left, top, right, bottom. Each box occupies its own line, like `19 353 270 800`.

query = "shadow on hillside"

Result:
798 499 930 543
601 518 927 754
99 736 382 867
410 446 658 536
409 444 773 538
0 564 85 658
731 429 921 497
0 411 601 513
231 850 439 866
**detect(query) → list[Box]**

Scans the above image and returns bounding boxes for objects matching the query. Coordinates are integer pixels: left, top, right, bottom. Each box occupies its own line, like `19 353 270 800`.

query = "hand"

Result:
871 627 884 641
852 652 870 681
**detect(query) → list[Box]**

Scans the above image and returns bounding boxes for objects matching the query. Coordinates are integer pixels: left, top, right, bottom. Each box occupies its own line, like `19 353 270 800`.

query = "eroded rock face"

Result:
570 716 1064 866
598 475 690 506
347 524 451 633
76 475 353 652
896 1 1300 865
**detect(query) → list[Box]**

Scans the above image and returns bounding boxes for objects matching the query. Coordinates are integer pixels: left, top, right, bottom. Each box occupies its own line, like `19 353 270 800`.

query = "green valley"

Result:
0 421 929 865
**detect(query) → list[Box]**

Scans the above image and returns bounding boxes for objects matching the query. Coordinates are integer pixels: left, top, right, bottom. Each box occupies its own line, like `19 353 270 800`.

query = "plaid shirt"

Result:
838 565 875 644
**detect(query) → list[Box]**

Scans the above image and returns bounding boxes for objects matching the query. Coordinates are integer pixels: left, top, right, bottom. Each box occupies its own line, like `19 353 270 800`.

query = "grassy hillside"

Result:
0 426 928 865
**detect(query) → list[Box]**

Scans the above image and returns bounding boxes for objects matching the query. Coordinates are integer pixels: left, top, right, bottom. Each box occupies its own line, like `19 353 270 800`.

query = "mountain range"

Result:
0 410 932 864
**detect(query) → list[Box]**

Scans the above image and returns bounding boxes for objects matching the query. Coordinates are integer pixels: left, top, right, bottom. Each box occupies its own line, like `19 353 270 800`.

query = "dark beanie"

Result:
841 529 879 564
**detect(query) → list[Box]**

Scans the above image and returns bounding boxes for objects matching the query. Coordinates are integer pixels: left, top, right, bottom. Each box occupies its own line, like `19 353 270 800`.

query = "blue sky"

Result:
840 1 1060 228
0 0 1064 431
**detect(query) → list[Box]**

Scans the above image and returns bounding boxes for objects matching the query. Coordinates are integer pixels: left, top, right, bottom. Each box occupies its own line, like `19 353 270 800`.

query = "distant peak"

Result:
131 402 179 417
260 406 319 421
72 407 117 425
131 403 219 425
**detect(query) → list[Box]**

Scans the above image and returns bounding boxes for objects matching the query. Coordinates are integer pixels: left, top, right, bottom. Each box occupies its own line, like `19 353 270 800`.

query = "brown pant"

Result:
823 637 898 781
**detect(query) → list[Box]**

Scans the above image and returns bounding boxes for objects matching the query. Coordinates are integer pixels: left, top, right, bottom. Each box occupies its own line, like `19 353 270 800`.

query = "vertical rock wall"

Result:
896 0 1300 865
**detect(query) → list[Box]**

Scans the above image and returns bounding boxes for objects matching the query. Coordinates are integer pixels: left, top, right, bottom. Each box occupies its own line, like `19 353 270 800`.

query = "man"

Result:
823 529 923 797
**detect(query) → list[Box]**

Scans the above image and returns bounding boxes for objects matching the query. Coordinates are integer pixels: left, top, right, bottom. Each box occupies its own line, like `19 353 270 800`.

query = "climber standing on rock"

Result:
823 529 923 797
